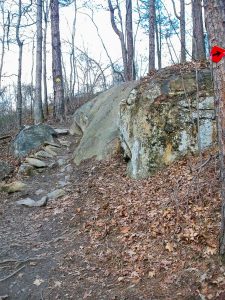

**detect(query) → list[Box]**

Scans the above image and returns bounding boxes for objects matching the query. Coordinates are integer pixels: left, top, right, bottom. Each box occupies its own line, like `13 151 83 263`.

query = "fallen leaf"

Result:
83 290 92 299
165 242 174 252
118 277 124 282
120 226 130 234
33 278 44 286
204 246 217 256
148 270 156 278
54 281 62 287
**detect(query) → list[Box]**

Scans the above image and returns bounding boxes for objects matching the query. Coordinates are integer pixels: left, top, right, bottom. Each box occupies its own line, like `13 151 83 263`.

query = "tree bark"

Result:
204 0 225 256
192 0 206 60
50 0 65 121
43 0 49 117
149 0 156 72
171 0 186 63
108 0 129 81
16 0 23 128
126 0 135 80
34 0 44 124
180 0 186 63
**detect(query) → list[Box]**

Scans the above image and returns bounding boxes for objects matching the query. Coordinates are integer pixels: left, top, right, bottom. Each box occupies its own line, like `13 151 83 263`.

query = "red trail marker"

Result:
210 45 225 63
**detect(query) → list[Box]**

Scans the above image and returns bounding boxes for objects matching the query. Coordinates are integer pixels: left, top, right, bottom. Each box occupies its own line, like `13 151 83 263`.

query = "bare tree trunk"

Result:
50 0 65 121
43 0 49 117
0 2 7 90
30 36 35 120
155 9 162 69
192 0 206 61
180 0 186 63
171 0 186 63
204 0 225 256
108 0 129 81
149 0 156 71
34 0 44 124
126 0 135 80
16 0 23 128
69 0 77 101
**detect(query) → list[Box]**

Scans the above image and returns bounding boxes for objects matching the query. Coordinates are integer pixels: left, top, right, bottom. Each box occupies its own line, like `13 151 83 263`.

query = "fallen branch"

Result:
0 135 11 141
0 265 25 282
0 256 44 265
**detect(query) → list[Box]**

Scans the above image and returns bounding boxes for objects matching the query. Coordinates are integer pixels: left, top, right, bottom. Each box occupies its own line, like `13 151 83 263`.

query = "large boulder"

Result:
120 66 216 178
70 81 140 165
10 124 57 157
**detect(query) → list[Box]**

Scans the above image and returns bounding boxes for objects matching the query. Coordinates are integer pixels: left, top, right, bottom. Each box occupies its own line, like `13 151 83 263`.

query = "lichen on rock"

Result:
119 66 216 179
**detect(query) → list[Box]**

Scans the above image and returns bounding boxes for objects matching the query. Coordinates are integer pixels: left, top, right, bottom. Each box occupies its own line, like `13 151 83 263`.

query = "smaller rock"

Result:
65 164 73 172
65 175 70 181
47 189 65 201
26 157 47 168
43 146 57 156
54 128 69 135
0 181 27 193
58 139 71 147
26 158 47 168
44 141 61 148
58 180 69 187
35 150 53 159
49 162 58 169
16 196 48 207
35 189 46 195
18 163 35 176
61 164 73 173
57 158 66 166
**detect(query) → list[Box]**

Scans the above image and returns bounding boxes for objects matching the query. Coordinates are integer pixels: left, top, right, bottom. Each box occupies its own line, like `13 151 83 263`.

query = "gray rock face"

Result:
119 67 216 178
70 81 140 165
0 161 13 181
10 124 57 157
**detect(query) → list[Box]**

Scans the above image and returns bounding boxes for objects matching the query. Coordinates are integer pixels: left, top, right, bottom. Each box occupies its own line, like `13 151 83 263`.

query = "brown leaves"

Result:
67 148 221 298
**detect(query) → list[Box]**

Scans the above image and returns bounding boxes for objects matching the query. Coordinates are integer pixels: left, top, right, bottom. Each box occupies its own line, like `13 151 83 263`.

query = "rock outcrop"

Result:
120 66 216 178
70 65 216 179
70 81 140 165
10 124 57 157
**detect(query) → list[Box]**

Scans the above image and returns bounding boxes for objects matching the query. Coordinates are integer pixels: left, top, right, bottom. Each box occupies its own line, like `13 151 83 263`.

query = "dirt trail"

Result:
0 132 93 299
0 129 224 300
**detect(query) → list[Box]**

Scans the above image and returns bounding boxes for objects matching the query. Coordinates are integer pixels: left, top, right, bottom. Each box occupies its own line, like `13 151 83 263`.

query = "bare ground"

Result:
0 130 225 300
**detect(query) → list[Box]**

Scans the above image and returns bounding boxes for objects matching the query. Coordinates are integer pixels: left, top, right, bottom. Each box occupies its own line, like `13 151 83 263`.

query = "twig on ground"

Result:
0 256 44 265
0 265 25 282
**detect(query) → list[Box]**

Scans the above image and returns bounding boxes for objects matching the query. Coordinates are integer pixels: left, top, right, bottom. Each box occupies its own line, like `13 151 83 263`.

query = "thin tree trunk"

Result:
171 0 186 63
108 0 129 81
34 0 44 124
192 0 206 60
30 37 35 120
16 0 23 128
149 0 156 71
0 2 6 90
156 10 161 69
50 0 65 121
43 0 49 117
126 0 135 80
180 0 186 63
204 0 225 255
